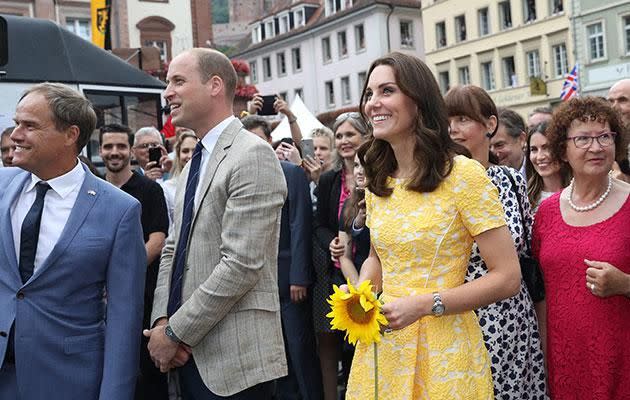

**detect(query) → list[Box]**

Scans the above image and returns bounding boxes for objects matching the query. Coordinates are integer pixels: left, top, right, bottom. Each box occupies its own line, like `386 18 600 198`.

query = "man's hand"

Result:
144 161 164 181
143 321 180 372
354 199 367 229
585 259 630 298
290 285 308 303
168 344 192 369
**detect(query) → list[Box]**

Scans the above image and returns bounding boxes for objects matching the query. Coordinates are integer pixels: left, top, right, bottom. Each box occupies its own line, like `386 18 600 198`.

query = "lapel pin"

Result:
87 190 96 196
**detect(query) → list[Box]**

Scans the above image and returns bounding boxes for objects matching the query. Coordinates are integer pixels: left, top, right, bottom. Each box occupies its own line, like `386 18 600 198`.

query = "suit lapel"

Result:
191 119 241 221
0 172 30 283
30 166 100 282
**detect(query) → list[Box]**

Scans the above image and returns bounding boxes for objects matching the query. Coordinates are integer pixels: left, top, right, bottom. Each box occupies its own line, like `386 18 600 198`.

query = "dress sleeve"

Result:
453 157 506 237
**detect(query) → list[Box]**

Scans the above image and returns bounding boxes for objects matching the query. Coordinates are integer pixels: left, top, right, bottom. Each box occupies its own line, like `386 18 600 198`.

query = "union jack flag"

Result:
560 64 579 101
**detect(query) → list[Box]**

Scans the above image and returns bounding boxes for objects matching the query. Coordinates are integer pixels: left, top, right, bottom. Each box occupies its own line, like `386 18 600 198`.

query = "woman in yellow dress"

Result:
345 52 522 399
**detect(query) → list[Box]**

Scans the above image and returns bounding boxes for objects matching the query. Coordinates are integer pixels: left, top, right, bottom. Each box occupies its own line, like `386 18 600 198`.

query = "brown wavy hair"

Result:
525 121 571 206
546 96 628 165
359 52 461 197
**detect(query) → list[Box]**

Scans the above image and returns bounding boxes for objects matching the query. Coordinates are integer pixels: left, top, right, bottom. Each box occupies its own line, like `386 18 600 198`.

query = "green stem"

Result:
374 342 378 400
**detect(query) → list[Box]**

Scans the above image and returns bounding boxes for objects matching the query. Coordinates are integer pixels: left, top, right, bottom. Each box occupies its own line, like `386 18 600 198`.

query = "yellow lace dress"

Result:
345 156 506 400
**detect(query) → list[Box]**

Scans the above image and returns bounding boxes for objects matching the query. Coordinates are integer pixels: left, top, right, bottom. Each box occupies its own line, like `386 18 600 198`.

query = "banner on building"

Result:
560 64 579 101
91 0 111 50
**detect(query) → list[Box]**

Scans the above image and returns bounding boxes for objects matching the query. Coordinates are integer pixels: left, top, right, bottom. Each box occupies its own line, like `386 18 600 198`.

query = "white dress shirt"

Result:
194 115 236 209
11 161 85 274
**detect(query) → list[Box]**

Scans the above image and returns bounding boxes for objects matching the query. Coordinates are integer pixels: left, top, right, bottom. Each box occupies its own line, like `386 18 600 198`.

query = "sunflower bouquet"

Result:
327 280 388 399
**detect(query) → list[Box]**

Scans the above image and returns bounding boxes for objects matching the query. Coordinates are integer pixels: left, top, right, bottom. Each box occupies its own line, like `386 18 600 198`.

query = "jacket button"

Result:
0 331 7 337
16 292 24 300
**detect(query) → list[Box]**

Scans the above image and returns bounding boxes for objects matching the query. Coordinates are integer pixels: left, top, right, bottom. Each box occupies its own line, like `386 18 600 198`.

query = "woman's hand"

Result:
585 259 630 298
329 237 345 261
354 199 367 228
381 294 430 331
275 142 302 165
248 93 263 114
301 156 322 183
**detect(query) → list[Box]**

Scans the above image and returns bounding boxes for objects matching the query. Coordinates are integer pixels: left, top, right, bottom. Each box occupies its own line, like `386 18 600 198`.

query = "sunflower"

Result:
326 280 388 345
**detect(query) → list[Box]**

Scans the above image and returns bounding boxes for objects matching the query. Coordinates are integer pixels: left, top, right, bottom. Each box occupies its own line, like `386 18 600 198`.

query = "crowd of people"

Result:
0 48 629 400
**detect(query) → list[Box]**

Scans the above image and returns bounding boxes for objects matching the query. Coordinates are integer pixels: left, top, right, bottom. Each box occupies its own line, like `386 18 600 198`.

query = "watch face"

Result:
432 303 445 316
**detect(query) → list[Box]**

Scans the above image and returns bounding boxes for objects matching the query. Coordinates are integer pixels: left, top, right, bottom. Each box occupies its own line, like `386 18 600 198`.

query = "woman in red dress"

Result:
533 97 630 399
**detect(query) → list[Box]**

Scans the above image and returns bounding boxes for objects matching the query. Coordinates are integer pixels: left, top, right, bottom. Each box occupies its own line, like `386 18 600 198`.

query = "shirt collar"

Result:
200 115 237 151
27 159 86 199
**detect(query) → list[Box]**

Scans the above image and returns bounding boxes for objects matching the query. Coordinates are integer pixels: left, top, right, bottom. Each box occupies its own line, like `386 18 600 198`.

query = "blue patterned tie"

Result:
19 182 51 284
167 142 204 316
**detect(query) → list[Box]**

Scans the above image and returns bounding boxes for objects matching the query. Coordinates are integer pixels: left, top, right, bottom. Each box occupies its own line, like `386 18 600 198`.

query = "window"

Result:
455 15 466 42
400 20 414 47
279 92 288 101
526 50 541 79
438 71 450 94
277 52 286 76
294 9 305 27
552 43 568 77
625 16 630 55
325 80 335 107
338 31 348 58
481 61 496 90
478 8 490 36
341 76 351 104
279 14 289 33
250 60 258 84
355 24 365 52
263 56 272 80
551 0 563 14
265 20 275 39
587 22 605 61
502 56 517 87
523 0 536 23
322 37 332 63
144 40 168 63
458 66 470 85
358 71 367 97
291 47 302 72
294 88 304 99
252 25 262 43
499 1 512 30
66 18 91 41
325 0 351 16
436 21 447 48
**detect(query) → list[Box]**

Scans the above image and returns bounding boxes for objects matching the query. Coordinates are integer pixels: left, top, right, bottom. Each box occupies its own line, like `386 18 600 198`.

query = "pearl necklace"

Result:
568 173 613 212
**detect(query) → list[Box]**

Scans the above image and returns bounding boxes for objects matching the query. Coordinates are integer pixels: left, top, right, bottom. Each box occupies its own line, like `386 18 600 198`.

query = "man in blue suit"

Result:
0 83 146 399
242 116 323 400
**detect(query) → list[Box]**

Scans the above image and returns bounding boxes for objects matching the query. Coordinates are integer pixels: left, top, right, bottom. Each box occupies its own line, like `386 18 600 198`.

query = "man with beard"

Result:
99 124 170 400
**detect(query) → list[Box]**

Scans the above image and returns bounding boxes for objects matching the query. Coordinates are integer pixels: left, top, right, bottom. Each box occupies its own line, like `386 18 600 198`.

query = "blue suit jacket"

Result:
0 164 146 399
277 162 313 300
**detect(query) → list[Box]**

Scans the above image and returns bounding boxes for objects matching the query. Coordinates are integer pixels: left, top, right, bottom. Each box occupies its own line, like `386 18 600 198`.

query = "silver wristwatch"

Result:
164 324 182 344
431 292 445 317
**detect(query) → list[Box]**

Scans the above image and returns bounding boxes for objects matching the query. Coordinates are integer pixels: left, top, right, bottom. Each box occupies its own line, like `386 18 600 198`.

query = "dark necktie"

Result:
168 142 204 316
19 182 51 284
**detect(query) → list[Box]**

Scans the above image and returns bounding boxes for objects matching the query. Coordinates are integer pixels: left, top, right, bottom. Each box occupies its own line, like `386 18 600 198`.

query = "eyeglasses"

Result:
566 132 617 149
134 142 161 150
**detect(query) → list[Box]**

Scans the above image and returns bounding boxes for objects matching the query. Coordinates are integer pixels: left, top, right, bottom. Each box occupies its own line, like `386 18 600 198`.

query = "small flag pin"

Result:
87 190 96 196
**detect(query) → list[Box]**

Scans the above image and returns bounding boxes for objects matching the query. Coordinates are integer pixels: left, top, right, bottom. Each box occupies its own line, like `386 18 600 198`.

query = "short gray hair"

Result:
332 112 369 137
134 127 162 146
498 108 526 139
20 82 97 153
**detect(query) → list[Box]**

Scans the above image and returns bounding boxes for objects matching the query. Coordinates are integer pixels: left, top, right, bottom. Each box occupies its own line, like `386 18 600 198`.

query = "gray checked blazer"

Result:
151 118 288 396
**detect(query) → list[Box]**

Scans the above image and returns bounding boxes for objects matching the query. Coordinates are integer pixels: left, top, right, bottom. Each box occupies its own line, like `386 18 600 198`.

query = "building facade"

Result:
572 0 630 97
233 0 423 116
422 0 572 116
0 0 212 65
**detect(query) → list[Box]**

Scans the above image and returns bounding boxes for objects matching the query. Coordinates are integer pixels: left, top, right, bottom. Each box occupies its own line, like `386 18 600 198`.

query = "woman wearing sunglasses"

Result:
533 97 630 399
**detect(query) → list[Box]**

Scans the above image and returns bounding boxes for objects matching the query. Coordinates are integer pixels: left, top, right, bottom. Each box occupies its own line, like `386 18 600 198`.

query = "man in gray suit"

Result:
144 48 288 399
